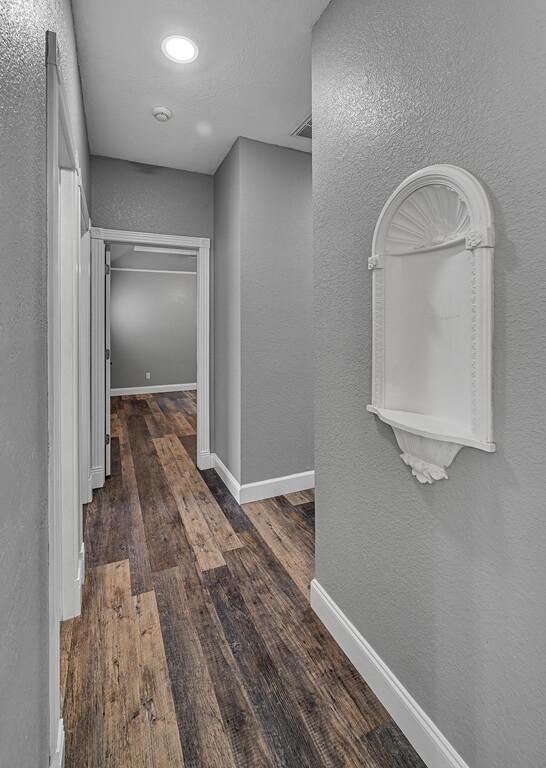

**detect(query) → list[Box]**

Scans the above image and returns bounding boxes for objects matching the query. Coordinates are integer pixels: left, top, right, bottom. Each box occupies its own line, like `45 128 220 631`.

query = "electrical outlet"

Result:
145 372 151 380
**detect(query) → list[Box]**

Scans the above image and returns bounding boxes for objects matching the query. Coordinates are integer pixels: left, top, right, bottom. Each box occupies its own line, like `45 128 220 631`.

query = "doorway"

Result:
89 228 212 484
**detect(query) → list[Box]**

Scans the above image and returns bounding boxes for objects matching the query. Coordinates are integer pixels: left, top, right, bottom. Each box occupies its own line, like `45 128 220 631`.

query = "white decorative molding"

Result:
211 454 315 504
368 165 495 483
110 383 197 396
310 580 471 768
90 227 209 251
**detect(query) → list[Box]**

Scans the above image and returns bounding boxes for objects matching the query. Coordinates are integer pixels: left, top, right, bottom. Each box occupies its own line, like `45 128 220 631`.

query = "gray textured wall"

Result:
111 270 197 389
239 138 313 484
213 141 242 479
213 138 313 485
0 2 89 765
313 1 546 766
91 155 213 237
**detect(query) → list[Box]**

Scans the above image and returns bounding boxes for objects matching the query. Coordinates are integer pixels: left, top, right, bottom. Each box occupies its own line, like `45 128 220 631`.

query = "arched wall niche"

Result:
367 164 496 483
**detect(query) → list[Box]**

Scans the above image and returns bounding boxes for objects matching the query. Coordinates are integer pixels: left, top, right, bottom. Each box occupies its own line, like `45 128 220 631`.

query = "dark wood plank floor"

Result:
61 391 426 768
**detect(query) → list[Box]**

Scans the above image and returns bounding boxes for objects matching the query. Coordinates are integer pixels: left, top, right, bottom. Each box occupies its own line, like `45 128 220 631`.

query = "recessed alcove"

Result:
367 165 495 483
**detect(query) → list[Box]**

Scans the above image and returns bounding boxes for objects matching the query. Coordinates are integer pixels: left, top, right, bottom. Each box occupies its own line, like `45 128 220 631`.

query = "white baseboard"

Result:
310 580 470 768
85 473 93 504
77 542 85 593
110 383 196 396
50 718 65 768
90 466 105 490
211 453 314 504
211 454 242 501
197 450 213 471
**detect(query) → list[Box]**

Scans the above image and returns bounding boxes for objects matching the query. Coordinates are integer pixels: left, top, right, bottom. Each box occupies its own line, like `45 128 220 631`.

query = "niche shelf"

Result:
367 165 495 483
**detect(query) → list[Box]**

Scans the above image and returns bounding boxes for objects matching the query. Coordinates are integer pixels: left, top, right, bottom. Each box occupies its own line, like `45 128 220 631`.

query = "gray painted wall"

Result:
91 155 213 237
213 140 242 480
239 138 313 484
313 1 546 766
0 2 89 765
111 268 197 390
213 138 313 484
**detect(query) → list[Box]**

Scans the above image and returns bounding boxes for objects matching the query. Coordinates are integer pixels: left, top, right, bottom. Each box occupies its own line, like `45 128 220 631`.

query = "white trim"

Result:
47 34 63 764
79 226 92 505
211 455 242 501
46 30 85 766
111 267 196 275
91 227 210 250
104 246 111 477
310 580 471 768
90 227 211 475
59 168 82 621
90 466 105 490
111 383 197 396
90 237 105 488
133 245 197 255
196 241 211 470
211 454 315 504
49 718 65 768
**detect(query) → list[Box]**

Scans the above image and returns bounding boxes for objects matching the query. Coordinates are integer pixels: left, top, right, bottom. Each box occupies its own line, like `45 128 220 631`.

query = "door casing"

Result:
89 228 212 478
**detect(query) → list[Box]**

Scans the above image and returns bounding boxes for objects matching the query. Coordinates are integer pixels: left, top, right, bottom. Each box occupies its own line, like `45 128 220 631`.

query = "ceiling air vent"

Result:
291 114 312 140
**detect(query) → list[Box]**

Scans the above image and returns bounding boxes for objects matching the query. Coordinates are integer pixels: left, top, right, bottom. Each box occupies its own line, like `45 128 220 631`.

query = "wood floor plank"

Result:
85 463 130 568
64 567 105 768
199 468 255 533
203 565 324 768
60 617 76 706
227 548 381 768
156 396 196 436
100 560 147 767
237 530 389 733
147 399 175 437
283 489 314 506
179 434 197 465
271 495 315 556
153 566 238 768
242 499 314 595
127 415 191 574
118 417 154 595
171 558 274 768
365 721 427 768
132 590 186 766
166 435 242 553
153 436 226 572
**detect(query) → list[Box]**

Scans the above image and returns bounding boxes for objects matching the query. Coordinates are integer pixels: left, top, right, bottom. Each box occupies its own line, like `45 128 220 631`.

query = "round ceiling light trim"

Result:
152 106 173 123
161 35 199 63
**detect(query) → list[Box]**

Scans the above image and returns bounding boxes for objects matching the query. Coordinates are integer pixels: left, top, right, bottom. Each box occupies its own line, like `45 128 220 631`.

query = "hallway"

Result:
61 392 424 767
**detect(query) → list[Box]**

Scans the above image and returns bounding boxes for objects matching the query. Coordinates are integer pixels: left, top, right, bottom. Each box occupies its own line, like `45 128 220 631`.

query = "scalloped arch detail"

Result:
372 164 495 259
385 185 470 253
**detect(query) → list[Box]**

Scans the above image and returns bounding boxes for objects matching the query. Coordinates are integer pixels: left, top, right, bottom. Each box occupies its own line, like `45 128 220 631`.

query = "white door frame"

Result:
90 228 212 473
46 30 89 767
104 245 112 477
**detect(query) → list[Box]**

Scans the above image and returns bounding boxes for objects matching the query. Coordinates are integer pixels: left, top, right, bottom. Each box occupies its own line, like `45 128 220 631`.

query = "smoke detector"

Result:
152 106 172 123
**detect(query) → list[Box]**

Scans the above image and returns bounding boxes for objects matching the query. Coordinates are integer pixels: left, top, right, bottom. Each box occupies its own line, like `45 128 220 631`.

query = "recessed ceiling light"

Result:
161 35 199 63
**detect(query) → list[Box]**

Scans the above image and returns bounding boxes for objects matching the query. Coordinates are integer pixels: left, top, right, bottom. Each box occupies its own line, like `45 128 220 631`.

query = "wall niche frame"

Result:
367 164 495 483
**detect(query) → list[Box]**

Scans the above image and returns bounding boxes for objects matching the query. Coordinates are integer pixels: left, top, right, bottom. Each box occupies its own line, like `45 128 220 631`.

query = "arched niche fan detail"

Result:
367 165 495 483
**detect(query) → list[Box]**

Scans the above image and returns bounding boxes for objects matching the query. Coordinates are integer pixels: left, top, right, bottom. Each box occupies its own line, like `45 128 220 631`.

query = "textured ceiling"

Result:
72 0 329 174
